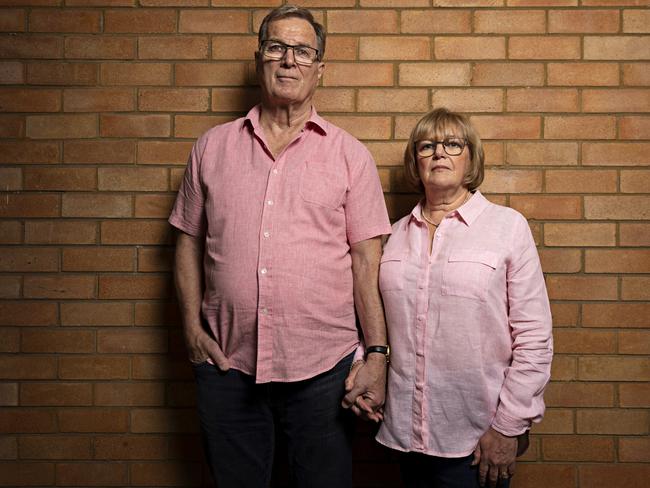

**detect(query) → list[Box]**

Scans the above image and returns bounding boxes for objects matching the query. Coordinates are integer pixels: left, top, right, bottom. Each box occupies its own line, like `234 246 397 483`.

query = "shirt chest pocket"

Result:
379 251 407 292
299 165 346 210
442 249 499 301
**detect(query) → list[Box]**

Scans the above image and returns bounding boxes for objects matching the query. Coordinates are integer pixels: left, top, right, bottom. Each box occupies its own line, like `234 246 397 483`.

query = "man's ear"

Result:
317 61 325 81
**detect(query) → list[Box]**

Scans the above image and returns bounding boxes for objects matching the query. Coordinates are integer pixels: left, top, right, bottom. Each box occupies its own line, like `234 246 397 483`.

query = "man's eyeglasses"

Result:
260 40 320 66
415 138 467 158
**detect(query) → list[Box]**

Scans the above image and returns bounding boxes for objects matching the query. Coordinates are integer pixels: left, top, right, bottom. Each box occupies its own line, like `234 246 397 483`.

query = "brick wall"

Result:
0 1 648 487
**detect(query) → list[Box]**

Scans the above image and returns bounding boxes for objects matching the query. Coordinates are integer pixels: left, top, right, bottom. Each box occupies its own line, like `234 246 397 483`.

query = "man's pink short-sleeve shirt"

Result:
169 105 391 383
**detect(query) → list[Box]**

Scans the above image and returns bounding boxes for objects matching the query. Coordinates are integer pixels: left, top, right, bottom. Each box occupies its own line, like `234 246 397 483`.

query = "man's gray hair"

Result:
258 5 326 60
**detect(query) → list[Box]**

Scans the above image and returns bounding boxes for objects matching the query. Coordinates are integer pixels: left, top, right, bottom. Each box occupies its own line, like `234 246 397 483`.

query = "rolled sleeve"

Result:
168 141 207 237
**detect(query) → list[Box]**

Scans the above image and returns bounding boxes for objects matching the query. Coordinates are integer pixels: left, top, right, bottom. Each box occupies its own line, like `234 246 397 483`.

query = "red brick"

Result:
547 62 619 86
399 62 470 86
620 116 650 139
0 114 24 137
357 88 428 113
179 9 248 33
62 193 131 218
211 86 260 112
62 247 134 272
26 114 97 139
508 88 579 112
94 435 168 460
58 408 129 433
21 382 93 405
211 35 257 60
0 462 55 485
0 87 60 112
583 142 650 166
24 167 96 191
170 168 185 190
97 329 168 354
0 222 22 245
138 247 173 272
585 196 650 219
139 0 205 4
135 195 176 219
545 382 614 407
471 62 544 86
0 193 60 218
61 301 133 326
0 247 58 272
530 408 574 434
212 0 282 4
551 356 577 381
130 461 203 486
583 303 650 328
65 36 135 59
544 222 615 246
506 142 578 166
0 276 20 299
578 409 649 435
586 249 650 273
434 0 505 4
101 114 170 138
135 301 180 327
175 61 248 86
481 169 542 193
137 141 192 165
546 276 617 300
0 434 16 458
0 141 59 164
550 303 579 327
98 167 168 192
95 382 166 406
549 9 619 33
64 140 135 164
509 36 581 60
622 276 650 300
0 382 17 405
25 221 95 246
584 89 650 112
174 114 235 138
366 143 404 168
27 61 97 85
323 115 391 140
619 437 650 462
585 36 650 60
101 220 172 245
131 408 199 433
59 356 130 380
132 356 192 379
324 63 394 87
0 9 24 32
470 116 541 139
582 0 650 4
546 169 617 194
620 383 650 407
542 435 614 461
401 9 472 34
538 248 581 273
0 34 63 59
99 274 173 299
63 87 134 112
322 36 358 61
139 36 209 60
619 330 650 355
0 61 23 84
0 408 56 432
56 462 128 486
623 62 650 85
327 10 398 33
623 9 650 33
139 88 208 112
24 274 96 299
19 436 92 460
359 36 430 61
29 9 101 33
554 329 616 354
434 36 505 60
0 301 57 326
499 464 575 488
100 62 170 86
545 115 616 139
476 10 545 34
579 357 650 382
431 88 503 112
105 9 176 33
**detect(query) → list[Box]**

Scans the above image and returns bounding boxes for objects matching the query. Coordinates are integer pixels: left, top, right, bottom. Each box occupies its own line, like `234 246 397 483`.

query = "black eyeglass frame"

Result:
414 138 469 158
259 40 321 66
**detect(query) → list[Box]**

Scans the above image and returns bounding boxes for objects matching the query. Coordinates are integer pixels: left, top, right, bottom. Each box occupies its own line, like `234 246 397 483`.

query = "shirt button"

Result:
263 231 270 238
417 315 424 321
272 169 279 174
260 268 267 274
267 200 274 206
261 307 268 315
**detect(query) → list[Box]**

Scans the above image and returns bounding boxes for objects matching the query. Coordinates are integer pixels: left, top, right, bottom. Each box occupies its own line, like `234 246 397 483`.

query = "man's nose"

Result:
281 47 296 66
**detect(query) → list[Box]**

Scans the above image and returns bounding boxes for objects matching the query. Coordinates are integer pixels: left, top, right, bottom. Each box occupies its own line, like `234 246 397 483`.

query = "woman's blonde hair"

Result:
404 107 485 193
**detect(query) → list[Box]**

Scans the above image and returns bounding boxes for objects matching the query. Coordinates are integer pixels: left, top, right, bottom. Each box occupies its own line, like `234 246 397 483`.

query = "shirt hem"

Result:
375 436 476 459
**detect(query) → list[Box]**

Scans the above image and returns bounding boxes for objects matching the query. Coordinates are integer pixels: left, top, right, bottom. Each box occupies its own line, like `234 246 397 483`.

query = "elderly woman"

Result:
370 108 553 488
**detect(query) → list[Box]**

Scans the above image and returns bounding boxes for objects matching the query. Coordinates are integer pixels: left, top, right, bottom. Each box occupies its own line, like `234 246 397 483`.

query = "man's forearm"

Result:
174 230 205 337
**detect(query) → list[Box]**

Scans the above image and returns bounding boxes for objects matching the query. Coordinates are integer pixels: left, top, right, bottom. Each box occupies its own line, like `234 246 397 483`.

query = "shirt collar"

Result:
411 190 489 227
242 104 328 135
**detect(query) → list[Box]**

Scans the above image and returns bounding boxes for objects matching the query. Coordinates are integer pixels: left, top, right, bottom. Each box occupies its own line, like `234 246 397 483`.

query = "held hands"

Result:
472 427 518 488
185 328 230 372
341 355 387 422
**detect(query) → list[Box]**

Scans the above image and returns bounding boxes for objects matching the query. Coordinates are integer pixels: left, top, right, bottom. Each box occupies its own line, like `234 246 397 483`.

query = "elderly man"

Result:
169 5 391 487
